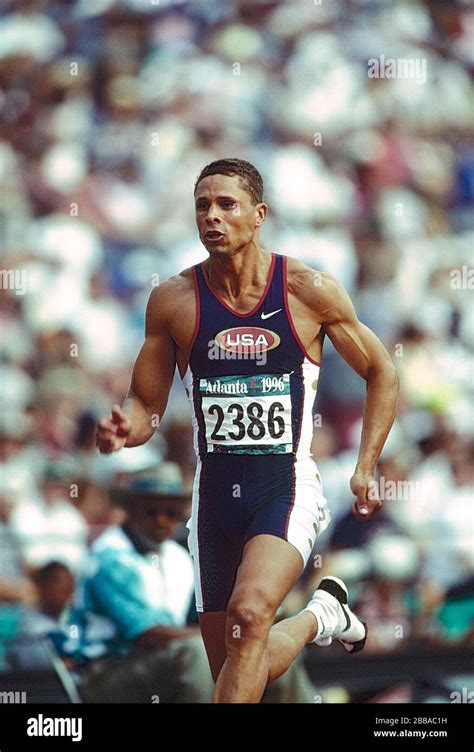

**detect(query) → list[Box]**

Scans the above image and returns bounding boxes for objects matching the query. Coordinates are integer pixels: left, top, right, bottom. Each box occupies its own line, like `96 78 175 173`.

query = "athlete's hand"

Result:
96 404 132 454
350 471 382 522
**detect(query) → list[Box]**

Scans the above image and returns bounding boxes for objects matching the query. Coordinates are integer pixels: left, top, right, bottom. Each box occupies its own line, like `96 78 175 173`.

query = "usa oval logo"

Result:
215 327 280 353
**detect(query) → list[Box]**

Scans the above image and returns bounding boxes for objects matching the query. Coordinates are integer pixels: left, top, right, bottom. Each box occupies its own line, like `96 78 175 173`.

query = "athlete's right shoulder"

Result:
145 268 196 330
147 268 194 303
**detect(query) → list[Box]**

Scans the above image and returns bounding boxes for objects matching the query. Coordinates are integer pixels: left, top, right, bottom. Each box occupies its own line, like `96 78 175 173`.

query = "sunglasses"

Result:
144 506 185 521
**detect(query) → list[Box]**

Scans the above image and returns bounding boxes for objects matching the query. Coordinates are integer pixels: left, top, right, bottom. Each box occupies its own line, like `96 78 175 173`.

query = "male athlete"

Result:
96 159 399 703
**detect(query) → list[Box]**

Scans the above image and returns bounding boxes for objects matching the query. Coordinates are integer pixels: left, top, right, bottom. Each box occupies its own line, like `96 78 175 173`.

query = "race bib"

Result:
199 373 293 454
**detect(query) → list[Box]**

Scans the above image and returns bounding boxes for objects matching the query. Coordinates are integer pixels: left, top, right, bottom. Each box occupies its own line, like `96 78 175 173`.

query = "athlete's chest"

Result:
171 287 322 376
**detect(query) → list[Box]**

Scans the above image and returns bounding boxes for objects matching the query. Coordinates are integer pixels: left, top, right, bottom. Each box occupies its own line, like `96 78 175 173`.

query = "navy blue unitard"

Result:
182 254 330 612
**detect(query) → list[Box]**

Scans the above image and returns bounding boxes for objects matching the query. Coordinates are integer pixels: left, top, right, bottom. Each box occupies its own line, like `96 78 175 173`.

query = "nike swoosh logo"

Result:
261 309 282 320
340 603 351 633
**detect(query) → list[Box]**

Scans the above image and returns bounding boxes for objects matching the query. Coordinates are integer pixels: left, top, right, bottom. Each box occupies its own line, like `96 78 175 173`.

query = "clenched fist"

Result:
350 471 382 522
96 404 132 454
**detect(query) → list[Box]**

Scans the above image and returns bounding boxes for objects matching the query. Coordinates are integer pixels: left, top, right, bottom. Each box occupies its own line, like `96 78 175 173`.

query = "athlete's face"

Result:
128 499 188 543
195 174 267 256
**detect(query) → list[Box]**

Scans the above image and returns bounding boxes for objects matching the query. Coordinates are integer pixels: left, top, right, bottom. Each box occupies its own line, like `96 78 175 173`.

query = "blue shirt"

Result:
64 526 194 661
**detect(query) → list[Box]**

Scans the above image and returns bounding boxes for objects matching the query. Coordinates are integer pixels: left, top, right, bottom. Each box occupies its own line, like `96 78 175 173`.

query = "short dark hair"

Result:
34 561 73 586
194 158 264 204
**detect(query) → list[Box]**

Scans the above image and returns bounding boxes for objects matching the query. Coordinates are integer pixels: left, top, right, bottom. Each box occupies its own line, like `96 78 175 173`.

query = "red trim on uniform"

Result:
285 362 304 538
293 362 305 456
179 266 200 378
199 253 276 318
284 460 297 540
196 462 206 612
282 255 321 367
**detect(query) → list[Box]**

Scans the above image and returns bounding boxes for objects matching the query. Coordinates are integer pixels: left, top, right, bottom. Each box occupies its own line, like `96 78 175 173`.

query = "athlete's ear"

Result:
255 203 268 227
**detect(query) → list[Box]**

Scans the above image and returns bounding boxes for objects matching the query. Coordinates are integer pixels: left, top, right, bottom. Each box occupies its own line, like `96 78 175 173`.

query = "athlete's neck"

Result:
204 247 273 299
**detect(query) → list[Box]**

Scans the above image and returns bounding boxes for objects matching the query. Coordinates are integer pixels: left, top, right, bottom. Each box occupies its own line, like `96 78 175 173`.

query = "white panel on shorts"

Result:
186 458 203 613
296 358 320 462
286 457 331 568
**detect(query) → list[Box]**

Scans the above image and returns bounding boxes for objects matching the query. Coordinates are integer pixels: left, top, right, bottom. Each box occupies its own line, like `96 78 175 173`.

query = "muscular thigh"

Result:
197 537 303 682
230 533 304 611
187 455 245 613
188 454 328 614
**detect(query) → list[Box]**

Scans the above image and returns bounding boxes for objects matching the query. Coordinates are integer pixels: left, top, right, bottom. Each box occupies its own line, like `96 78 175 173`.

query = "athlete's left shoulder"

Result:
283 255 346 314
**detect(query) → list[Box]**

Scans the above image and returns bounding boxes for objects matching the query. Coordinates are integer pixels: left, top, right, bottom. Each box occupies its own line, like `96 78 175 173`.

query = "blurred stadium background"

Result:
0 0 473 703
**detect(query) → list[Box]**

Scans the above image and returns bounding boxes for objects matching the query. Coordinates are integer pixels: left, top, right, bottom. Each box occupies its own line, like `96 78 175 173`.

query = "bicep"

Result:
128 288 177 414
320 278 393 379
129 333 176 414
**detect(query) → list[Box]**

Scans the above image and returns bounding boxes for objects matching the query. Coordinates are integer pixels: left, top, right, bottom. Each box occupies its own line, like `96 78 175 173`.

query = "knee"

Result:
226 589 276 644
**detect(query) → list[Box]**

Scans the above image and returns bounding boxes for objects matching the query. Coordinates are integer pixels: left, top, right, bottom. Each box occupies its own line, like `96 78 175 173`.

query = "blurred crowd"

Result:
0 0 473 703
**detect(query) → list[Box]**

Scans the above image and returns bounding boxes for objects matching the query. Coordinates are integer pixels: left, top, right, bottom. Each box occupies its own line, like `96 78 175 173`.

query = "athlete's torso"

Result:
173 252 323 462
170 253 323 376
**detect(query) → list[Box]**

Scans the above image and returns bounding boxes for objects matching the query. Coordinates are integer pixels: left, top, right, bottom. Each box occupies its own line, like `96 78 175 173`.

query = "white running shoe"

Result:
304 576 367 653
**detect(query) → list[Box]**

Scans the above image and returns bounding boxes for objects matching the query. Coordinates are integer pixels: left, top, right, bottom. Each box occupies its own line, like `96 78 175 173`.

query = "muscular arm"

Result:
96 283 177 453
320 275 398 470
304 270 399 520
123 285 177 447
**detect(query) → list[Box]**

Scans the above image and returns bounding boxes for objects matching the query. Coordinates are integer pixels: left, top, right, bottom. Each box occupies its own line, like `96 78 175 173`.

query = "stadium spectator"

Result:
64 463 214 702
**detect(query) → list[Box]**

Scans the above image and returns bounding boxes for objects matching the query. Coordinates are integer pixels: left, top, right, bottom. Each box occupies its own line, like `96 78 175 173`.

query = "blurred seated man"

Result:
435 574 474 646
64 463 214 703
21 562 75 658
34 562 75 623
